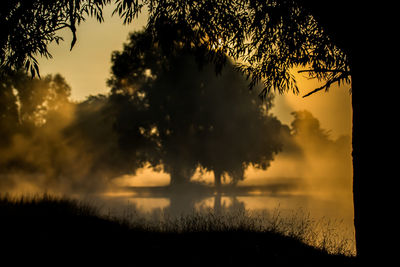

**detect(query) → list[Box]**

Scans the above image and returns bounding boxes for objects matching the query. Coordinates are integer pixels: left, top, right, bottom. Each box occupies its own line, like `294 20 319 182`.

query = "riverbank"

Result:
0 194 356 266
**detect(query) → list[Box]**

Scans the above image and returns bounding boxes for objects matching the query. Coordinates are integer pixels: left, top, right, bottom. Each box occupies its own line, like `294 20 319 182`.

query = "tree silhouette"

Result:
61 94 151 191
108 31 286 187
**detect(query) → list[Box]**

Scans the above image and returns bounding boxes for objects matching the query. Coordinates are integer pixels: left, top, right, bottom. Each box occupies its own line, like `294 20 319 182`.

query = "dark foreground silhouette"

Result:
0 195 356 266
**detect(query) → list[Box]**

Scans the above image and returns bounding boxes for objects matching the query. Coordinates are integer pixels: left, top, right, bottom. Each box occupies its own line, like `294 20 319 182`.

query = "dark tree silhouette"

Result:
108 31 286 187
61 94 151 191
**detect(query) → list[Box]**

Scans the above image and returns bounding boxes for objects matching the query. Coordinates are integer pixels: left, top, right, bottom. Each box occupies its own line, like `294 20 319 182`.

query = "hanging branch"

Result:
302 70 351 97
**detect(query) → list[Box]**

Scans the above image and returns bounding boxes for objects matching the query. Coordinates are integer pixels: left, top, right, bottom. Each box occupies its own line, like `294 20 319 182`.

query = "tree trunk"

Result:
169 164 197 186
350 62 363 259
214 170 222 188
351 40 384 262
214 193 222 214
170 172 185 185
170 167 190 186
297 2 372 260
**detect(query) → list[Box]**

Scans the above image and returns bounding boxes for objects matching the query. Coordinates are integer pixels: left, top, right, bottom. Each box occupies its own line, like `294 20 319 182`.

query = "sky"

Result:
37 5 352 139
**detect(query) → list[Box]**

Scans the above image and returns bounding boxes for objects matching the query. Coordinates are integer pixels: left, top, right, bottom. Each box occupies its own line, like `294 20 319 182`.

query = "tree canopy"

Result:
1 0 350 96
0 0 106 77
108 31 287 186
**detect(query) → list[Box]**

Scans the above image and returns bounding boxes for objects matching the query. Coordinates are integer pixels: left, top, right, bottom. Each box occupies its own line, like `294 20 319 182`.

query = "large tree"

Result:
0 0 382 260
108 31 286 187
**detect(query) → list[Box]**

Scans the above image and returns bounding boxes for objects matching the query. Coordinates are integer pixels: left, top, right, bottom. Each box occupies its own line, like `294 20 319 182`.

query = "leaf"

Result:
70 27 77 51
25 60 31 71
34 62 41 79
30 65 35 78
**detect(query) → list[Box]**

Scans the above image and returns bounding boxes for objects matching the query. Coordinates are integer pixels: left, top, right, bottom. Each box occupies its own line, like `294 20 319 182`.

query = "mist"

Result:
0 31 352 209
0 72 133 195
250 110 353 197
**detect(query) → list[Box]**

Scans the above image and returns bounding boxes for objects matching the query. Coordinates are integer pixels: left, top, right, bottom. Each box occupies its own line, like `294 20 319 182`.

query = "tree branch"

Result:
298 69 350 75
302 73 350 98
69 0 77 51
302 84 326 97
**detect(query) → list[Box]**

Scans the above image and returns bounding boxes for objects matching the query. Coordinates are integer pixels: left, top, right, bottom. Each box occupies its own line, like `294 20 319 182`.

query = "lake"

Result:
91 181 356 255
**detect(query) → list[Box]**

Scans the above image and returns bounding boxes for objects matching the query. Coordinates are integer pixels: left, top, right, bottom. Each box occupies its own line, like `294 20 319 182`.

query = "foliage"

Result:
110 0 350 97
290 110 331 144
0 73 20 146
108 31 287 185
0 70 71 134
65 94 150 178
1 0 350 96
0 71 147 192
0 0 107 77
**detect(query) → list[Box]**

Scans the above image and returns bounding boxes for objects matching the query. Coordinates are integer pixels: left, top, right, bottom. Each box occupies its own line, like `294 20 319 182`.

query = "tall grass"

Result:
0 193 355 256
0 192 100 218
106 203 355 256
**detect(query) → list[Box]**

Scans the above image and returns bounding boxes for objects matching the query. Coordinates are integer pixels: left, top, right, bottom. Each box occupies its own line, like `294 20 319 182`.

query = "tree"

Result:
61 94 150 191
0 70 72 131
108 31 286 187
290 110 331 147
0 71 148 192
0 73 20 147
0 70 74 189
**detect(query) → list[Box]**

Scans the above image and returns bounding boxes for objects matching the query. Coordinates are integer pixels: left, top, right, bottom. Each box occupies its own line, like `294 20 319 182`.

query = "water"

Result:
92 184 356 255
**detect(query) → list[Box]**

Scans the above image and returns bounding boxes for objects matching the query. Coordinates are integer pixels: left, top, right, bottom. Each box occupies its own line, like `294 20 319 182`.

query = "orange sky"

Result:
37 5 352 139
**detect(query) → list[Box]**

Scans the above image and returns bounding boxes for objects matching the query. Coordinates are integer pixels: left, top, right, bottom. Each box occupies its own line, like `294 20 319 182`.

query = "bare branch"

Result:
302 84 326 98
302 73 350 98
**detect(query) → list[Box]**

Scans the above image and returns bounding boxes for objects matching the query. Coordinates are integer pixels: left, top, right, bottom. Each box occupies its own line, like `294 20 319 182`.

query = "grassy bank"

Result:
0 194 356 266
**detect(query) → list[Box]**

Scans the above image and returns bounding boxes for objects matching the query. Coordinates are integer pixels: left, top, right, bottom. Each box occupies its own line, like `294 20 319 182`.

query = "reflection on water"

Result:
92 183 355 255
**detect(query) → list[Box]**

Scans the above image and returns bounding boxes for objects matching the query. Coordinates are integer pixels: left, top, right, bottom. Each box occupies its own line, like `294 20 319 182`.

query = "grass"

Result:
0 193 356 266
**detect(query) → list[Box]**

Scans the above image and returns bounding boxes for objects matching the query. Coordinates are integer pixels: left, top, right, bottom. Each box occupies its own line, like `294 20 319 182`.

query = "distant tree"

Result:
0 70 71 132
0 72 143 192
0 72 20 146
108 31 286 186
0 71 73 187
15 73 71 128
290 111 331 146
